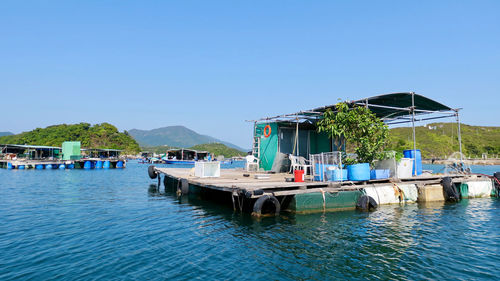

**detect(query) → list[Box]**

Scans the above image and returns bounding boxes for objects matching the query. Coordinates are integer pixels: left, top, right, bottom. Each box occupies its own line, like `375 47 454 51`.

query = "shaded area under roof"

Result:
0 144 61 150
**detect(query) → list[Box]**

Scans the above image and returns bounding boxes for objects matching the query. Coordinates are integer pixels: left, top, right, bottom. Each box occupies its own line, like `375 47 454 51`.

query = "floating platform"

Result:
150 167 500 216
0 159 126 170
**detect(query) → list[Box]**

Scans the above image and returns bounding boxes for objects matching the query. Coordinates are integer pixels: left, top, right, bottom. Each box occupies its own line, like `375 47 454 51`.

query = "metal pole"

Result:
456 110 464 163
411 92 417 176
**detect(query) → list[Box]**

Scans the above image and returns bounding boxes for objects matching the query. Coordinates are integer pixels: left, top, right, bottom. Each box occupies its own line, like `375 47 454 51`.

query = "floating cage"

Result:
310 152 345 182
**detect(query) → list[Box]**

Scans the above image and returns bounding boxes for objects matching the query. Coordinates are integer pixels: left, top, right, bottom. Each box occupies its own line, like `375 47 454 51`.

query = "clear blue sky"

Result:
1 0 499 148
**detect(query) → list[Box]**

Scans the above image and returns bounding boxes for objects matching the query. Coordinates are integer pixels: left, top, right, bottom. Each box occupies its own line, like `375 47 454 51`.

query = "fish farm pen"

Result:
148 92 500 216
0 143 126 170
149 166 500 216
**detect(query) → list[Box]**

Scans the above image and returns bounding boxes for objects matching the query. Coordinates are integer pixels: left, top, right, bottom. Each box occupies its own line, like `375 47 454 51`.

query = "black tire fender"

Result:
442 177 460 202
356 195 378 211
252 195 280 216
177 179 189 195
148 165 157 179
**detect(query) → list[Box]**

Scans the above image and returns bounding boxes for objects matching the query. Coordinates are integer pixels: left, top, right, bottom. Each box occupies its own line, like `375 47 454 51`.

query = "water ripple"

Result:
0 164 499 280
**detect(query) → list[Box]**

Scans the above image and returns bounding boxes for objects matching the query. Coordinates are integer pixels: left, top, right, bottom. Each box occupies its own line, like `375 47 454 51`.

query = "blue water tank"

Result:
35 164 44 170
116 161 124 168
95 161 103 169
347 163 370 181
18 165 25 170
103 161 111 169
84 161 92 169
326 168 348 181
403 149 422 176
58 164 65 169
370 169 390 180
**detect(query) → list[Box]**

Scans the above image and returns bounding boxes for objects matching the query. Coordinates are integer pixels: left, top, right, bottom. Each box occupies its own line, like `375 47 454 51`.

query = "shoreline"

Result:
423 159 500 165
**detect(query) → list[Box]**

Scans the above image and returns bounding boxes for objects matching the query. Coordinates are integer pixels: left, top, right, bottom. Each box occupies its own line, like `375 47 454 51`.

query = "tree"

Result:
316 102 388 165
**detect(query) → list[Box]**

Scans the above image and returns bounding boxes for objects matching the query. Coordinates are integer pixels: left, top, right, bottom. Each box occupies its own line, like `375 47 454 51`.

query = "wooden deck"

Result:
154 167 464 198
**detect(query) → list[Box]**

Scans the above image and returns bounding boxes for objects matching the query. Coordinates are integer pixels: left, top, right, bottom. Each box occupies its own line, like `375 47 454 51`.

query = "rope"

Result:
319 188 326 211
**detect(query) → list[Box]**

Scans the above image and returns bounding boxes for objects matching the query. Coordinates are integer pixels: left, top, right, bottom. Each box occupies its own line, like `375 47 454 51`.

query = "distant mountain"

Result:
129 126 246 152
0 132 13 137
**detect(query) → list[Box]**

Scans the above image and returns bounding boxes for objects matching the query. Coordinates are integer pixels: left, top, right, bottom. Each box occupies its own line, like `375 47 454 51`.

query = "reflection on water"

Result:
0 163 498 280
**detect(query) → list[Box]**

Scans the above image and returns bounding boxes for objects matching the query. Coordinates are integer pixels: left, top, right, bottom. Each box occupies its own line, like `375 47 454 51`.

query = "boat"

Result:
164 149 210 165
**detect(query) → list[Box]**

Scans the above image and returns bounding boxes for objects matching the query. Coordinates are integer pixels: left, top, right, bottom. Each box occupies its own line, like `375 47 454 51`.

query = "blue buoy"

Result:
103 161 111 169
45 164 53 169
116 161 124 168
35 164 44 170
84 161 92 169
18 165 25 170
58 164 65 169
95 160 103 169
67 164 75 169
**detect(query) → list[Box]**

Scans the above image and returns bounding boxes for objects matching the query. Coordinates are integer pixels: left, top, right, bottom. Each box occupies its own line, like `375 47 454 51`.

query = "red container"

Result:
294 170 305 182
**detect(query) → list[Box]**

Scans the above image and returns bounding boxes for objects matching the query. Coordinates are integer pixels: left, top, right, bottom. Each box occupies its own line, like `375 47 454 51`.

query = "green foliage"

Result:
386 123 500 159
317 102 389 165
189 143 246 158
0 123 141 154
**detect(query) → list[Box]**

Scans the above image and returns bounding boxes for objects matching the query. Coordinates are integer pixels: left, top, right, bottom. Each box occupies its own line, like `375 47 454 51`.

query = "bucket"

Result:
397 158 414 178
294 169 305 182
370 169 390 180
403 149 422 175
347 163 370 181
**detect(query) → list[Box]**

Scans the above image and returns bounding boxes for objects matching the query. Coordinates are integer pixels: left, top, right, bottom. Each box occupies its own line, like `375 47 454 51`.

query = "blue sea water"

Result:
0 163 499 280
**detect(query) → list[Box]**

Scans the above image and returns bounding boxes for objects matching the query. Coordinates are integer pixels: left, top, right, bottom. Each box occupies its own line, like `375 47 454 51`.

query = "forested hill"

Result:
0 123 140 153
0 132 13 137
386 123 500 159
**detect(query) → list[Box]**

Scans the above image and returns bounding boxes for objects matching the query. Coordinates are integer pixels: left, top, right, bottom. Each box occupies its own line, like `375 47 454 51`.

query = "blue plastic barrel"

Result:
35 164 44 170
18 165 25 170
7 163 13 170
67 164 75 169
403 149 422 175
116 161 124 168
103 161 111 169
58 164 65 169
95 161 103 169
347 163 370 181
84 161 92 169
45 164 53 169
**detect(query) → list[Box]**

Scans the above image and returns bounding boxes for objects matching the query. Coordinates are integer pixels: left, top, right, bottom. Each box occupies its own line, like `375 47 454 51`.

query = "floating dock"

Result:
150 167 499 216
0 159 125 170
